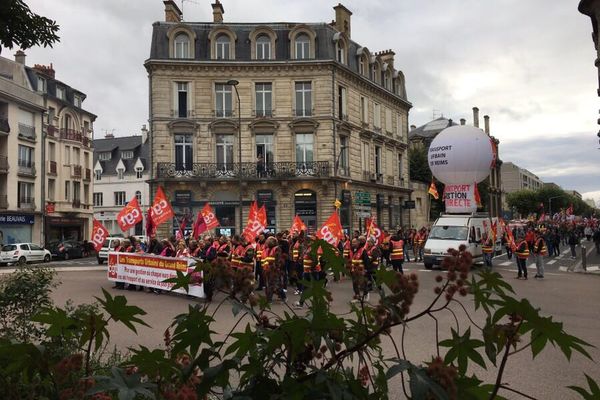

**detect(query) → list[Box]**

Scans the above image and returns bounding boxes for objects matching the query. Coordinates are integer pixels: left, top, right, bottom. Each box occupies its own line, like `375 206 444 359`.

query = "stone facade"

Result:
146 2 412 237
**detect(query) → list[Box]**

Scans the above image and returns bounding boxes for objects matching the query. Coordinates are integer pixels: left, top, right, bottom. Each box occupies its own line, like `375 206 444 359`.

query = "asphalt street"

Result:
2 252 599 399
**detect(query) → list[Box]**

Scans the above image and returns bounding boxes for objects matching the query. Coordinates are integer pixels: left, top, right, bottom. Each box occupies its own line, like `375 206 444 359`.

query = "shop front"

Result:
171 190 239 237
256 190 276 233
0 213 35 245
294 189 317 234
45 216 86 244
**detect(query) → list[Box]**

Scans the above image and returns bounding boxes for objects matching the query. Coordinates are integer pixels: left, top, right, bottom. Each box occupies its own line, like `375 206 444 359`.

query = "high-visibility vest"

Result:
255 243 264 261
482 238 494 254
292 241 300 262
351 247 365 274
261 246 276 271
535 238 548 256
231 244 245 269
240 245 255 270
368 246 379 268
515 241 530 259
302 249 314 273
342 240 351 260
217 243 230 258
415 233 426 246
390 240 404 261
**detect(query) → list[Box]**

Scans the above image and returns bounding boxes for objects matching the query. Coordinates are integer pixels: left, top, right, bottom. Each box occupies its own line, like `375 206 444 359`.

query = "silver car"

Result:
0 243 52 265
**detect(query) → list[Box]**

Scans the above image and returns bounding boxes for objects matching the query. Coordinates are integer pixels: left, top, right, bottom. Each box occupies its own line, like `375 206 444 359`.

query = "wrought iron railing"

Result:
0 195 7 209
156 161 330 179
0 155 8 172
47 124 58 137
17 161 36 177
71 165 82 179
18 197 35 210
0 117 10 134
72 199 81 208
18 123 36 140
48 160 57 174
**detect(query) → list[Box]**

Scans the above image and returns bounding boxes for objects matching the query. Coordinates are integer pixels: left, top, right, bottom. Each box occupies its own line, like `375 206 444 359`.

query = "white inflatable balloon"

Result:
428 125 494 185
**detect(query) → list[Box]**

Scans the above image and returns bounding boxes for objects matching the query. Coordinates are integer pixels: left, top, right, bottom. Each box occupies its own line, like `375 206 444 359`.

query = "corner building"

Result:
147 1 412 236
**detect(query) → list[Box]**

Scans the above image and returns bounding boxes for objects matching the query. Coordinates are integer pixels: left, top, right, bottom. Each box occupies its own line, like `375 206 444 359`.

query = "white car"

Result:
0 243 52 265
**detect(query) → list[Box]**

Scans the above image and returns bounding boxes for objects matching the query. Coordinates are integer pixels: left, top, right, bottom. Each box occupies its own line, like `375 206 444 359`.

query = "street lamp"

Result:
548 195 564 216
227 79 243 234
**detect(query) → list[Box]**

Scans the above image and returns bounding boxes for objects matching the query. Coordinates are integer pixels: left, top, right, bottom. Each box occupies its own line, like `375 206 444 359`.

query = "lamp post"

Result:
227 79 242 235
548 195 564 216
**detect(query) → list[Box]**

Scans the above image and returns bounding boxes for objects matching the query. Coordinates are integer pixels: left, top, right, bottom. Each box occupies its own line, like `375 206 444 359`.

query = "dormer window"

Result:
56 86 65 100
256 34 271 60
74 95 81 108
98 152 111 161
121 150 134 160
136 169 143 179
295 33 310 60
336 42 345 64
174 33 190 58
117 169 124 180
37 77 46 93
215 34 231 60
94 170 101 180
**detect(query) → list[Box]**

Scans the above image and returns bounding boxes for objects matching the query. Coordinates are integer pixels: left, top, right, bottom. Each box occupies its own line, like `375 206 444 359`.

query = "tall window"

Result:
359 57 367 76
37 77 46 93
215 34 231 60
338 86 347 119
117 169 124 180
114 191 126 206
73 182 80 202
56 86 65 100
18 182 34 207
136 169 143 179
174 33 190 58
336 42 345 64
93 192 103 207
295 133 314 163
18 145 34 168
256 34 271 60
74 95 81 108
396 113 403 137
374 103 381 129
65 146 71 164
48 179 55 201
84 184 89 204
176 82 188 118
385 108 392 133
73 147 80 164
339 136 349 174
215 84 232 117
136 190 142 204
360 96 367 123
361 141 370 173
216 134 234 170
95 170 101 180
295 82 312 117
255 83 272 117
398 153 404 182
295 33 310 59
375 146 382 175
48 142 56 162
383 71 390 89
256 134 274 166
65 180 71 201
175 134 193 171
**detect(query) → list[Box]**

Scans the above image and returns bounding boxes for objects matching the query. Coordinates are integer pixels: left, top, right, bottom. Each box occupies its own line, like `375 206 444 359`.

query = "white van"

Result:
423 213 499 269
97 237 123 264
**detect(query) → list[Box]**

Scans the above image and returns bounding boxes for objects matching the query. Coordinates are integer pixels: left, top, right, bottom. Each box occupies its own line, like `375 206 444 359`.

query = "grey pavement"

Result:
30 258 600 400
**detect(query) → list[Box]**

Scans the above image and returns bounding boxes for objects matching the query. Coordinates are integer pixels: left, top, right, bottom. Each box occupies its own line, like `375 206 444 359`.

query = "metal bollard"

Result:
582 245 587 272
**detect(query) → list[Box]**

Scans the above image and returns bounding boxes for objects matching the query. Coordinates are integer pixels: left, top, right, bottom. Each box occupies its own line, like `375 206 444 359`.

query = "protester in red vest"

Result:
389 231 405 273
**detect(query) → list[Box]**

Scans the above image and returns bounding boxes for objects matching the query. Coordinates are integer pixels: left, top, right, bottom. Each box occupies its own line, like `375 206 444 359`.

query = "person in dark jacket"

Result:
568 231 579 259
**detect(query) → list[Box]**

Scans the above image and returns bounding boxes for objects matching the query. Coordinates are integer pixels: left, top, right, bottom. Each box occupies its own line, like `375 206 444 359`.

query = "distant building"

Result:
566 190 582 200
93 129 150 236
585 198 597 208
543 182 562 190
501 162 543 193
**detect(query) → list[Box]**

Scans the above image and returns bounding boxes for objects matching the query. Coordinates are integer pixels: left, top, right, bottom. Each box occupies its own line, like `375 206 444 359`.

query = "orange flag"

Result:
316 211 344 246
150 186 174 227
474 183 482 207
290 215 307 235
257 205 267 227
201 203 220 231
117 195 143 232
428 181 439 200
91 219 109 252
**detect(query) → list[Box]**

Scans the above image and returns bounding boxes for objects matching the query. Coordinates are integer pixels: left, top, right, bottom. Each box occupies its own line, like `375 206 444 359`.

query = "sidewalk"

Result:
572 240 600 274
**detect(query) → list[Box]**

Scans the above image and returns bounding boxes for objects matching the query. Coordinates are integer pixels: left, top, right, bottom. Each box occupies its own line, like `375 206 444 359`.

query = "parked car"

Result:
97 237 123 264
48 240 85 260
0 243 52 265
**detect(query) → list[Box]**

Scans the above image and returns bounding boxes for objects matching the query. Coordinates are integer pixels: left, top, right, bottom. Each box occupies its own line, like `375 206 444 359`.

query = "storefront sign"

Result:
403 200 416 209
174 191 192 205
45 203 55 214
443 184 477 213
45 216 84 226
107 252 204 298
257 190 274 204
208 200 240 206
0 214 35 225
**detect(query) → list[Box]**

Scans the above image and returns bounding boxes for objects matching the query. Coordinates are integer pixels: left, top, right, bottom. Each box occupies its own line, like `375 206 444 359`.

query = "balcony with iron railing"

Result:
252 109 275 118
0 155 9 173
17 161 36 177
18 123 36 141
214 109 234 118
18 197 35 210
156 161 330 180
0 195 7 209
72 199 81 208
48 160 57 175
84 168 91 181
59 128 91 147
71 164 82 179
47 124 58 138
362 170 383 184
0 117 9 135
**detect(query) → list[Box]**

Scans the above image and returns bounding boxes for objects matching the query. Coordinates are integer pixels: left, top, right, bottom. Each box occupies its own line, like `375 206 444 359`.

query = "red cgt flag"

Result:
146 209 156 238
192 210 207 239
117 195 143 232
257 205 267 227
316 211 344 246
365 217 384 245
290 215 307 235
201 203 220 231
150 186 174 227
91 219 109 252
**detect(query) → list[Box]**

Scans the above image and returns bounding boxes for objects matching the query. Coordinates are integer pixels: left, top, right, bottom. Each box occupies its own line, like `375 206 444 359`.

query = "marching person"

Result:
481 232 494 268
515 235 530 280
255 233 266 291
350 237 370 303
533 230 547 279
112 239 125 290
294 236 317 309
568 230 579 259
262 236 286 303
389 231 405 273
365 237 381 294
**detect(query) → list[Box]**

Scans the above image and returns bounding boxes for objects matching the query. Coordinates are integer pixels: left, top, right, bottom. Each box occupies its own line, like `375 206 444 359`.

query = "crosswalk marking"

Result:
547 260 557 265
500 261 512 266
562 249 570 255
559 266 568 272
587 266 600 272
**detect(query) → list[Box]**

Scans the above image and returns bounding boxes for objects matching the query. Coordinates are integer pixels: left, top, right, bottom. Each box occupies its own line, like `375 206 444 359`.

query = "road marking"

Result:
562 249 570 255
528 265 536 269
547 260 557 265
493 252 507 259
418 269 433 272
496 268 562 276
499 261 512 266
587 266 600 272
559 266 568 272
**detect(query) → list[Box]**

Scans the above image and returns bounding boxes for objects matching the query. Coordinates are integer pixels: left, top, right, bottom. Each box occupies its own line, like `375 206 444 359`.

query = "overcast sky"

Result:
17 0 600 204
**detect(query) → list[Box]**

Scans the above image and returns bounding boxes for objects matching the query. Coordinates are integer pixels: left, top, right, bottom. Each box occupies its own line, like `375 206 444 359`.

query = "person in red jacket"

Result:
533 230 548 279
389 231 404 273
515 236 530 279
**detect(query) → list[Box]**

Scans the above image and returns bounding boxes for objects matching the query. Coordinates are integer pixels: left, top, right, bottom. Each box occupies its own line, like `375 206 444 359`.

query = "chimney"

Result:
484 115 490 135
212 0 224 23
460 118 466 125
472 107 479 128
163 0 182 23
410 125 416 131
141 124 149 143
33 63 56 78
14 50 26 65
105 130 114 139
333 3 352 37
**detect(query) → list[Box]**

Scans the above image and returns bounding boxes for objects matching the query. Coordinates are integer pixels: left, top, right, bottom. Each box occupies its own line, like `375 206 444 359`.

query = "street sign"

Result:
354 191 371 205
403 200 416 209
355 211 371 218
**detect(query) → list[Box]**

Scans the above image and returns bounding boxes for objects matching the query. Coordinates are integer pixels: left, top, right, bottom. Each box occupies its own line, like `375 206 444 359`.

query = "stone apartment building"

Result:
146 1 412 236
0 53 45 245
93 129 150 236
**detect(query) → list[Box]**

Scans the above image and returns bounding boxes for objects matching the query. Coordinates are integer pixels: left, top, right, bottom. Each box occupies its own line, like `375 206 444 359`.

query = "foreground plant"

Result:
0 243 596 399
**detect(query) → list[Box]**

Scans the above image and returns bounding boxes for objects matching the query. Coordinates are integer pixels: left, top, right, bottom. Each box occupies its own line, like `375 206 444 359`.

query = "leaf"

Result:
385 358 411 380
408 365 449 400
439 327 485 375
170 304 215 357
163 270 192 293
95 288 150 333
568 374 600 400
128 346 179 380
88 366 156 399
31 307 80 338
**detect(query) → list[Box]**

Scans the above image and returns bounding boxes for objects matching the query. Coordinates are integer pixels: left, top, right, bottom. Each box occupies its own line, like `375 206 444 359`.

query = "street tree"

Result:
0 0 60 54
